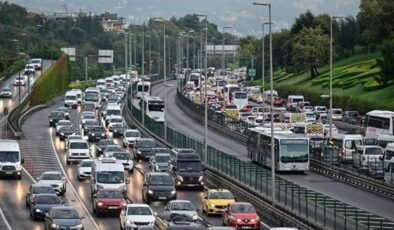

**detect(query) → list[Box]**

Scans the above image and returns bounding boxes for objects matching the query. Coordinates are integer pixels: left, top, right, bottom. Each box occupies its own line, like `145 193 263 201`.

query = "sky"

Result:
10 0 360 36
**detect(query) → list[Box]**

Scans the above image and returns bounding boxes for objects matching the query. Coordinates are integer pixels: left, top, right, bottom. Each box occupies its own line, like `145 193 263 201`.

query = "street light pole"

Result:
129 33 133 71
261 22 270 91
254 1 275 204
157 35 161 76
222 26 232 73
142 26 146 126
124 31 128 75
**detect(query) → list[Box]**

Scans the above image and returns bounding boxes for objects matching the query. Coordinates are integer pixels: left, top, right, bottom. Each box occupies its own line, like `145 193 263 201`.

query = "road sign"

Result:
248 68 256 77
98 50 114 63
61 47 76 61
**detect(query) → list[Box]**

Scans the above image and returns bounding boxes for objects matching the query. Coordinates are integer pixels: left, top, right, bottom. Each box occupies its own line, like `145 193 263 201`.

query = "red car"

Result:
242 105 254 113
92 189 127 216
222 202 260 230
273 97 284 107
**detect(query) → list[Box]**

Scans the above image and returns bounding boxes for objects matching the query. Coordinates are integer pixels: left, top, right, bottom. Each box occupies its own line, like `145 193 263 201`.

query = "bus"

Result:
142 96 165 122
136 81 151 99
247 127 310 172
232 91 248 109
364 110 394 135
224 84 241 104
84 87 101 108
189 73 204 88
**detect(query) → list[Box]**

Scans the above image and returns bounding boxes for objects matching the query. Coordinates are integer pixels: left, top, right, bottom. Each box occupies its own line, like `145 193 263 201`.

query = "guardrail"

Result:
7 93 31 139
173 85 394 230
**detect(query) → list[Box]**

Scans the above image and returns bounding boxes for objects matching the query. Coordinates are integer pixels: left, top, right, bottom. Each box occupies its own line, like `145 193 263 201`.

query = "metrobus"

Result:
142 96 165 122
224 84 241 104
247 127 310 172
364 110 394 135
136 81 151 99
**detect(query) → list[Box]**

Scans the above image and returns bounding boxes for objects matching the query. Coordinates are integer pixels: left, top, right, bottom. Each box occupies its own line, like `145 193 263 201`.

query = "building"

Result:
99 12 125 32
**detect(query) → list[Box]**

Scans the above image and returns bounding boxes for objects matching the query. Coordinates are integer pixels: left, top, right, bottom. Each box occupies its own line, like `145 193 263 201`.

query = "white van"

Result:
0 140 23 179
102 103 122 125
66 139 90 164
91 158 130 195
96 79 106 89
64 91 79 109
331 134 363 162
384 143 394 162
352 145 384 168
263 90 278 103
287 95 304 111
71 89 83 104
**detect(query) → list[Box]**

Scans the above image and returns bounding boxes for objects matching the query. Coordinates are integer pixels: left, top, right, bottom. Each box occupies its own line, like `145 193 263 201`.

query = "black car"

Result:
25 184 56 208
155 213 204 230
58 126 78 141
44 207 84 230
142 172 176 204
83 120 100 134
96 139 115 156
30 194 63 220
87 125 106 142
112 123 128 138
170 151 204 190
48 111 66 127
134 138 156 161
153 147 171 155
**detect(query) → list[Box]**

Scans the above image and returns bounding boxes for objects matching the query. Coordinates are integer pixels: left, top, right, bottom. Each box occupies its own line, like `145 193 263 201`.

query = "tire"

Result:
66 159 70 165
17 175 22 180
25 199 29 207
78 176 82 181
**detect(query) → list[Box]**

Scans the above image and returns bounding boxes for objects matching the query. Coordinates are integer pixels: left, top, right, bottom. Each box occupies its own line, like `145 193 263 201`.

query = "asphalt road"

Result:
153 80 394 222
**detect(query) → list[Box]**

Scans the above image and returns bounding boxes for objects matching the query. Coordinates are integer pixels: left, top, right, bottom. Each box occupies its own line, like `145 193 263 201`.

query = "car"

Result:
14 75 27 86
154 213 203 230
107 95 120 104
58 126 78 141
29 58 42 70
29 194 63 220
65 135 82 150
82 101 96 112
92 189 127 216
96 139 115 156
55 120 73 136
123 129 141 147
25 184 56 208
222 202 260 230
78 159 93 180
57 107 70 120
113 152 134 172
359 161 385 179
80 114 96 128
0 86 13 98
202 189 235 216
48 111 65 127
83 119 100 134
66 139 90 164
87 125 107 142
133 138 156 161
103 145 124 158
44 207 84 230
108 115 125 131
112 123 128 138
207 227 236 230
164 200 199 221
142 172 176 204
24 64 35 75
119 204 155 230
37 171 67 195
150 153 171 172
64 91 79 109
343 110 360 125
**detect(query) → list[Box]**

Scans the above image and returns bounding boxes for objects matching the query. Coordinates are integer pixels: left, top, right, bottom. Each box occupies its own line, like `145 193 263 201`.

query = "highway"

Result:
153 80 394 222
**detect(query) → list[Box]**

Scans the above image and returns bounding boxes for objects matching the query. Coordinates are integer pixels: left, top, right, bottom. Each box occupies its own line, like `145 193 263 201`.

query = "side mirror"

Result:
126 178 130 184
154 212 158 216
143 182 147 186
62 177 67 181
196 208 200 212
164 207 169 211
21 158 25 164
204 196 208 199
93 194 97 198
45 213 50 218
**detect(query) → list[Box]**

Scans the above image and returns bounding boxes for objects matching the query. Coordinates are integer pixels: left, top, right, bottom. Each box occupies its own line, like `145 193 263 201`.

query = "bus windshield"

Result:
148 102 164 112
280 139 309 163
234 92 247 99
85 92 99 101
137 85 150 92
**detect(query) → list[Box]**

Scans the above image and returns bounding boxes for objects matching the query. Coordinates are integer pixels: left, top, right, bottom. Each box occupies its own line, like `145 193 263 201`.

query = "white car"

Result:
164 200 199 221
55 120 73 135
0 87 13 98
78 159 93 180
108 115 124 131
66 139 90 164
113 152 134 173
14 75 27 86
29 58 42 70
123 129 141 147
120 204 155 230
24 64 35 74
65 135 82 150
37 171 66 195
102 145 123 158
304 112 316 123
64 91 79 108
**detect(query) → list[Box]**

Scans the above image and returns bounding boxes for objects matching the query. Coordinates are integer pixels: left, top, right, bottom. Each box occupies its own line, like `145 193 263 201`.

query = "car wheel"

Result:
25 199 29 207
78 176 82 181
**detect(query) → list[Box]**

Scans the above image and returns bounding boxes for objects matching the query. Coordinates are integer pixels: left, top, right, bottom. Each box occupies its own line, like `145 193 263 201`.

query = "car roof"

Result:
148 171 171 176
42 171 61 175
31 183 54 188
126 203 151 208
208 189 231 193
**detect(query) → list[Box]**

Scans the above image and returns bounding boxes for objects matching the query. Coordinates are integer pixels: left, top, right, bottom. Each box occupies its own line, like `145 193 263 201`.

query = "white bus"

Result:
224 84 241 104
136 81 151 99
189 73 204 88
247 127 310 172
142 96 165 122
231 91 248 109
364 110 394 135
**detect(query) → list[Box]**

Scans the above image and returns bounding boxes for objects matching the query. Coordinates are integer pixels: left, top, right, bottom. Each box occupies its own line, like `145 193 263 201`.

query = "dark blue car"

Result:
30 194 63 220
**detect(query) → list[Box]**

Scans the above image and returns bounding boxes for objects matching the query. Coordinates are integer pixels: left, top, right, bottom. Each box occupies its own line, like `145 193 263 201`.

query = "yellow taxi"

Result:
223 104 240 122
202 189 235 216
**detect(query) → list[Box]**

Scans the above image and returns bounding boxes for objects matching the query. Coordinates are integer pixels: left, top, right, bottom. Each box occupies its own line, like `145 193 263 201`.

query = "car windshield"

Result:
126 131 140 137
2 88 11 92
209 191 233 199
344 140 362 149
107 110 121 116
177 162 202 172
113 153 131 160
52 209 79 219
32 186 54 194
149 175 173 185
179 149 195 154
99 140 114 146
84 104 95 109
91 127 105 132
51 112 64 118
97 171 124 183
0 151 19 163
138 140 155 148
105 146 122 152
65 95 76 100
80 161 92 167
83 115 96 120
85 120 99 125
230 204 256 213
58 121 71 126
127 207 152 216
171 202 195 211
35 195 61 204
155 155 170 163
113 123 125 128
85 92 99 101
225 105 237 109
70 142 88 149
98 190 124 198
41 174 61 180
365 147 383 155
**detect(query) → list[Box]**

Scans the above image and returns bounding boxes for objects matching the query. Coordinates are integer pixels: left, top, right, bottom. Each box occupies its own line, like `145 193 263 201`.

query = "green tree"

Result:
339 16 360 56
291 10 316 35
292 27 329 78
377 39 394 84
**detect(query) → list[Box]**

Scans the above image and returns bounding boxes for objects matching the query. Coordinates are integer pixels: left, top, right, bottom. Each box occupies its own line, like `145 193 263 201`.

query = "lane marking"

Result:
0 204 12 230
22 167 36 183
49 128 100 230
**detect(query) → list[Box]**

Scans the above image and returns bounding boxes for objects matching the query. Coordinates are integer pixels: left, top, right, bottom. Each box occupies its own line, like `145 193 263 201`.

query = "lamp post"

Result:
11 39 22 105
195 13 208 163
139 27 146 126
222 26 232 73
261 22 270 91
253 1 274 204
129 33 134 71
37 24 44 76
156 34 161 76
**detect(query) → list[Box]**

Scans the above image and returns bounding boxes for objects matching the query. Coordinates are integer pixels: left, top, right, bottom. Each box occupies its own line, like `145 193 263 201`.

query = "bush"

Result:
0 58 27 83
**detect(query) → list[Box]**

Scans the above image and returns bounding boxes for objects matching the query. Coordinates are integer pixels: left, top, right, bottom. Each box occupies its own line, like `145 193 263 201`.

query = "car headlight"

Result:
171 190 176 195
97 202 103 206
192 214 198 220
148 189 154 194
102 133 105 136
97 184 104 189
35 208 42 213
198 176 203 182
121 202 127 206
15 163 21 169
126 220 133 224
60 133 64 136
137 150 141 154
92 133 95 136
177 176 184 182
75 224 83 228
50 119 53 122
58 183 63 188
51 223 59 228
210 203 215 207
119 185 126 191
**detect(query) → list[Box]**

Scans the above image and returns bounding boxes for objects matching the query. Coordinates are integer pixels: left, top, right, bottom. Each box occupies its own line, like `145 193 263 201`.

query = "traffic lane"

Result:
154 81 394 221
0 170 44 230
152 82 248 160
52 105 118 229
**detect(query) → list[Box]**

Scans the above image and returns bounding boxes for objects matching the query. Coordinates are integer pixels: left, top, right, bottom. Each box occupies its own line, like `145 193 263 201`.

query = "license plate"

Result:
241 227 252 229
158 196 167 200
108 206 118 209
5 172 13 175
186 184 194 187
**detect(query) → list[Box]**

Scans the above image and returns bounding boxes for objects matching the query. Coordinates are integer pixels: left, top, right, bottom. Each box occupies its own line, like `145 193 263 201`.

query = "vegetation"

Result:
377 39 394 84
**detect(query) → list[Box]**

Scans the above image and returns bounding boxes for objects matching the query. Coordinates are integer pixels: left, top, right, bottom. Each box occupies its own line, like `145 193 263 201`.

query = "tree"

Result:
292 27 329 78
291 10 316 35
377 39 394 85
339 16 360 56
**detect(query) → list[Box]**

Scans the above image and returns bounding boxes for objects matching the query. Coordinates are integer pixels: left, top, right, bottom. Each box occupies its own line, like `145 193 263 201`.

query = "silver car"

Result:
37 171 67 195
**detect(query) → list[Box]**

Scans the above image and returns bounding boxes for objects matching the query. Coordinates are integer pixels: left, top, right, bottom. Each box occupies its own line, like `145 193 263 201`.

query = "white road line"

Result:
0 204 12 230
22 166 36 183
49 128 100 230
